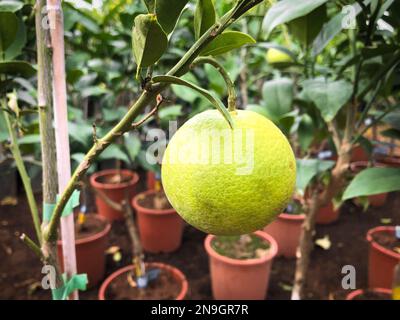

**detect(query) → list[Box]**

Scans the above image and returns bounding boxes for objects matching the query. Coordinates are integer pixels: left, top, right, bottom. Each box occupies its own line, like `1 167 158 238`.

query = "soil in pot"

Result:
105 267 181 300
133 190 184 253
372 231 400 255
90 169 139 221
74 214 107 239
205 231 277 300
211 234 271 260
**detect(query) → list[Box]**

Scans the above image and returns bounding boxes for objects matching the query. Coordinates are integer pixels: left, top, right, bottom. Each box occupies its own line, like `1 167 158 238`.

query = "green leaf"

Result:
288 4 327 47
143 0 155 12
124 133 142 162
312 1 366 56
0 61 35 77
343 167 400 200
171 72 202 103
298 114 314 151
262 78 294 122
296 158 335 194
0 1 23 12
246 104 269 118
98 144 130 164
380 128 400 140
5 15 26 60
152 75 234 129
132 14 168 70
302 77 352 122
200 31 256 56
262 0 328 37
156 0 188 34
382 110 400 130
0 12 18 51
194 0 216 39
158 104 183 120
18 134 40 145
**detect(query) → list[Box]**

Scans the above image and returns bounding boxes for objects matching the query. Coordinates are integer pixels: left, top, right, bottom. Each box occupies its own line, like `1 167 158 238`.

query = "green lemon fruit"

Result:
161 109 296 235
266 48 293 67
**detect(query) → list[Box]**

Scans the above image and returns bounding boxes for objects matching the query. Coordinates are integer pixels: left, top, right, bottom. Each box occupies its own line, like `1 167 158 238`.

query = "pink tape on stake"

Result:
46 0 78 300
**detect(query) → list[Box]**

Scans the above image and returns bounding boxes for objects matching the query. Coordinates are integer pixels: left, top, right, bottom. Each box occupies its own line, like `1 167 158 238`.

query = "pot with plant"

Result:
366 226 400 289
264 197 305 257
132 177 184 253
90 167 139 221
204 231 278 300
98 192 188 300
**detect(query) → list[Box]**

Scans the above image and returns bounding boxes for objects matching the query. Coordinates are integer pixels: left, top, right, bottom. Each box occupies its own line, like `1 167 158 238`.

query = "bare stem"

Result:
191 56 237 112
20 233 43 260
2 103 42 243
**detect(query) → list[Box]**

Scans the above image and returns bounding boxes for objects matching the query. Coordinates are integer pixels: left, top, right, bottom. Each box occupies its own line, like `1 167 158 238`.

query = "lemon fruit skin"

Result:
266 48 293 66
161 109 296 235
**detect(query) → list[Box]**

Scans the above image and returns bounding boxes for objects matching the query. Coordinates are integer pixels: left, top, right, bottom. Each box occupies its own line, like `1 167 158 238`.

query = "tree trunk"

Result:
291 191 320 300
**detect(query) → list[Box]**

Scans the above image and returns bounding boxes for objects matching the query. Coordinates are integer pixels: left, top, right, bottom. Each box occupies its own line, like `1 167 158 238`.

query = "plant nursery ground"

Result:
1 176 399 300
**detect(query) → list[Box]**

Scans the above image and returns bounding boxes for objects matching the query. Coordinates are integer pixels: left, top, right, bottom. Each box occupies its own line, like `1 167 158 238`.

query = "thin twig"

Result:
131 94 164 129
20 234 43 260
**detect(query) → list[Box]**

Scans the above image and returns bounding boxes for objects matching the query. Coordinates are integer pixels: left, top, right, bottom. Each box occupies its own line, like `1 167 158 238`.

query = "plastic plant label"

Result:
395 226 400 239
137 268 161 289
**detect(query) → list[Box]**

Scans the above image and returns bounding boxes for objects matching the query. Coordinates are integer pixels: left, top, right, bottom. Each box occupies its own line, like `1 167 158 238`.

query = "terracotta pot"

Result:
204 231 278 300
146 171 156 190
58 214 111 288
351 144 370 162
350 162 388 207
316 202 340 225
346 288 392 300
90 169 139 221
98 262 188 300
132 190 184 253
263 213 305 257
367 226 400 289
374 154 400 168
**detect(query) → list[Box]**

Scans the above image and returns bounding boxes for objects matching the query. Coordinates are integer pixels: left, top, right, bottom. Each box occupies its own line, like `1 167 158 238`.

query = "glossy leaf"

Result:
0 61 35 77
246 104 269 118
124 133 142 162
98 144 130 164
143 0 155 12
312 1 366 56
298 114 314 151
200 31 256 56
343 167 400 200
296 158 335 194
302 77 352 122
5 15 26 60
0 12 18 51
288 4 327 47
262 78 294 122
0 1 23 12
194 0 216 39
152 75 234 129
18 134 41 145
156 0 188 34
262 0 328 37
132 14 168 70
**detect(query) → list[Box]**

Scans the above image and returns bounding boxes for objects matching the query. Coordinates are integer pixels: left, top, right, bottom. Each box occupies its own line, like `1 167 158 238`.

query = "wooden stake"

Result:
46 0 78 299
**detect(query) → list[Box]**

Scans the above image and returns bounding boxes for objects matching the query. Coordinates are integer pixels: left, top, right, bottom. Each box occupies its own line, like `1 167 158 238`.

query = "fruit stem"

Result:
191 57 237 112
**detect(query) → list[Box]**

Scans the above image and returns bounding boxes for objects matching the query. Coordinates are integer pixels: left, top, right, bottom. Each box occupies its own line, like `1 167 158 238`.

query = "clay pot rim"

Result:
204 230 278 266
57 214 111 246
366 226 400 260
345 288 392 300
98 262 188 300
90 169 139 190
279 212 306 221
132 190 176 215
